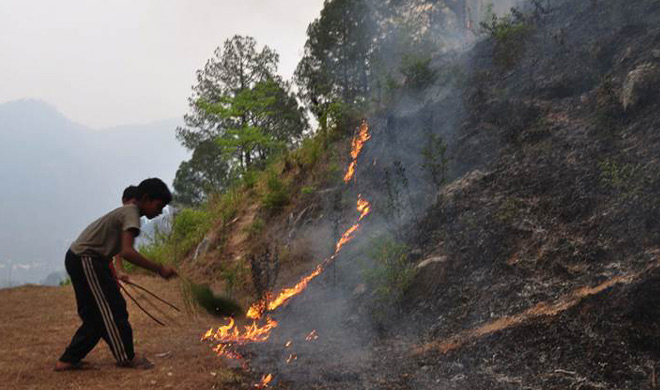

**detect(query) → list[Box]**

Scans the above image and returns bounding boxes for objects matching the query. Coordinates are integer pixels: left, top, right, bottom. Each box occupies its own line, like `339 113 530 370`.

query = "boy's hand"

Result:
158 265 177 280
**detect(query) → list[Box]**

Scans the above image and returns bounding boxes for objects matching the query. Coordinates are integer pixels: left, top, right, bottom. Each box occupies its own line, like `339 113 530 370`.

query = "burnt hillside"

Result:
189 0 660 389
397 0 660 388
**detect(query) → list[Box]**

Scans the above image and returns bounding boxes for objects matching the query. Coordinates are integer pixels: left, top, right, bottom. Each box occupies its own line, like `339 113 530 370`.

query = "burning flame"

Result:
202 317 278 344
335 195 372 252
305 330 318 341
202 317 278 359
203 120 373 377
245 195 372 320
343 120 371 183
255 374 273 388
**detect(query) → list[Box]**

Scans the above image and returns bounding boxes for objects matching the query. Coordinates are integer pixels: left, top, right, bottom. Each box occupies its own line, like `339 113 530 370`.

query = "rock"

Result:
621 63 660 111
653 49 660 59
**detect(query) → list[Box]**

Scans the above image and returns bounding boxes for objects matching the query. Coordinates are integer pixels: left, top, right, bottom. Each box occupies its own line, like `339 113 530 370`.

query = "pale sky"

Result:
0 0 325 128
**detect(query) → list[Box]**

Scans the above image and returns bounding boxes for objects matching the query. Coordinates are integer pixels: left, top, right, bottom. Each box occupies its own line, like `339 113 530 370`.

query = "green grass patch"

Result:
260 170 290 212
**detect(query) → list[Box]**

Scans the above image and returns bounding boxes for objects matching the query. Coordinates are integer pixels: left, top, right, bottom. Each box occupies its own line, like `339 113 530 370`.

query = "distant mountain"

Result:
0 99 190 284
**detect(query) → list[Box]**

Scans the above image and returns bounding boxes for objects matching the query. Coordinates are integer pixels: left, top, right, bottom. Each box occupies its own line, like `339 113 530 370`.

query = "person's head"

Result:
121 185 138 205
135 178 172 219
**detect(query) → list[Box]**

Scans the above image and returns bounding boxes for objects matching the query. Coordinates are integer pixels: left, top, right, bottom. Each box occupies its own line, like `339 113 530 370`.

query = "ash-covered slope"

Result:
398 0 660 389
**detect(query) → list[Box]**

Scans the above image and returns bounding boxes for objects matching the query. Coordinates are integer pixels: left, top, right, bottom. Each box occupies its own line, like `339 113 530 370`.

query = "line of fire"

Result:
201 120 372 388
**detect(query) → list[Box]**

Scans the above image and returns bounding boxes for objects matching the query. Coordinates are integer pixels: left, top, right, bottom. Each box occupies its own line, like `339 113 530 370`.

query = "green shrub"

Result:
361 235 416 316
171 208 212 258
481 8 532 69
400 55 437 90
598 159 641 195
420 133 448 192
300 185 316 195
241 169 259 190
293 137 323 169
261 171 290 212
215 186 241 224
59 278 71 286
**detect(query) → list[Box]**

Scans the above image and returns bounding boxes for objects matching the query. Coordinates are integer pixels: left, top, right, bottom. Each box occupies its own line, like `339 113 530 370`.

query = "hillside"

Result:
182 0 660 388
4 0 660 389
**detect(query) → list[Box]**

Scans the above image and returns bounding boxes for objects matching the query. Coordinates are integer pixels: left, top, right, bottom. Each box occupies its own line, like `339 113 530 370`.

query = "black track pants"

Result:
59 250 134 364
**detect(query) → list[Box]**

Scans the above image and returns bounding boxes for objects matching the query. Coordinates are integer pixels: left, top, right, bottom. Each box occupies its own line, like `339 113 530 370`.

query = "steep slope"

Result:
188 1 660 389
395 0 660 389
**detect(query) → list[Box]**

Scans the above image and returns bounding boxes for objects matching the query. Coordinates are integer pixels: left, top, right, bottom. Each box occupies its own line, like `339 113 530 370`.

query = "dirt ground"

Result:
0 275 245 390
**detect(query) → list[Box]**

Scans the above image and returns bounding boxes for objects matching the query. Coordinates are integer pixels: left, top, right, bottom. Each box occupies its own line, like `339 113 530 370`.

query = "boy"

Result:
111 185 138 281
55 178 177 371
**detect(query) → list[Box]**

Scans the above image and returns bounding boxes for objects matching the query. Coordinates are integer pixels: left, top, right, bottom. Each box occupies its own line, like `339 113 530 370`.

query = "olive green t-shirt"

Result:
70 204 141 259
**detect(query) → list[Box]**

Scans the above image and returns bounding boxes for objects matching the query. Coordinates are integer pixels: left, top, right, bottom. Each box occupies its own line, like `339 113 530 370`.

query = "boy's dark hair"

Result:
136 178 172 204
121 185 138 202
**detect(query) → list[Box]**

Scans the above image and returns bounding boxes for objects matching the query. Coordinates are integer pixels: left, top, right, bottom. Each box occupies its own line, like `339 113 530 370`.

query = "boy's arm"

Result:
120 230 176 279
112 255 129 282
114 255 125 272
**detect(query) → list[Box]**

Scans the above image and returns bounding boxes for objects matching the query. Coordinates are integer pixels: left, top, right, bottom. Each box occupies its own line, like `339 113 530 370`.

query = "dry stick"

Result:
122 279 181 312
119 283 166 326
124 283 181 326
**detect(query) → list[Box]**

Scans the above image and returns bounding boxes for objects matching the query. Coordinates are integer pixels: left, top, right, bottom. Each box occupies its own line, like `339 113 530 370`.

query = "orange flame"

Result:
305 329 318 341
357 195 371 220
203 317 278 359
245 195 372 321
334 196 371 252
343 120 371 183
204 120 373 367
255 374 273 388
203 317 278 344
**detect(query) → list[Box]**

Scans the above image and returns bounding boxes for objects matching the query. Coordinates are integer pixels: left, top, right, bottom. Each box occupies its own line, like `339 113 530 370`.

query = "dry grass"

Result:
0 275 246 390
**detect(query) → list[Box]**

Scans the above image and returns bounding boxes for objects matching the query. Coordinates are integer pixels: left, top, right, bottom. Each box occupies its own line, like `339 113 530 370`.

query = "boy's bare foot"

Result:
117 355 154 369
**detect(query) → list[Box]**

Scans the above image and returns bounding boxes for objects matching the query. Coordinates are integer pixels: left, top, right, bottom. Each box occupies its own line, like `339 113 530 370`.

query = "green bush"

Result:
138 240 170 265
215 186 241 224
261 171 290 212
171 208 212 258
481 8 531 69
420 133 448 192
59 278 71 286
300 185 316 195
241 169 259 190
361 235 416 316
400 55 437 90
598 159 641 195
292 137 323 169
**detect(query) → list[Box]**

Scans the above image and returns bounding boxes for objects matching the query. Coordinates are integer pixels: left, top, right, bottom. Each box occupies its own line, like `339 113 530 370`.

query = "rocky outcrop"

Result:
621 62 660 111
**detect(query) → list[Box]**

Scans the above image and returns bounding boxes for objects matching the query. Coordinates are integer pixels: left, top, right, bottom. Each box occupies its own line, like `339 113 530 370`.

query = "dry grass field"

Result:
0 275 243 390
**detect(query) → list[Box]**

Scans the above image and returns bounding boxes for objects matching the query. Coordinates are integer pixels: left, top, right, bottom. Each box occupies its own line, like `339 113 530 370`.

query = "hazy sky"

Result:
0 0 325 128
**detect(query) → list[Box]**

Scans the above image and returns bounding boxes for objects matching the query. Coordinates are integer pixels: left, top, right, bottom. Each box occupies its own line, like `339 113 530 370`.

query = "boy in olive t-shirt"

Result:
55 178 177 371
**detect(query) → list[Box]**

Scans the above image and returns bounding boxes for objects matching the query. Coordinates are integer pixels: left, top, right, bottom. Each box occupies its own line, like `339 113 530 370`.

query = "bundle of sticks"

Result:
119 278 244 326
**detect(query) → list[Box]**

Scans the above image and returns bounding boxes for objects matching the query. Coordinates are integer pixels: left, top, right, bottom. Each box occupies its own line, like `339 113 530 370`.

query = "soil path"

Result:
0 275 237 390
